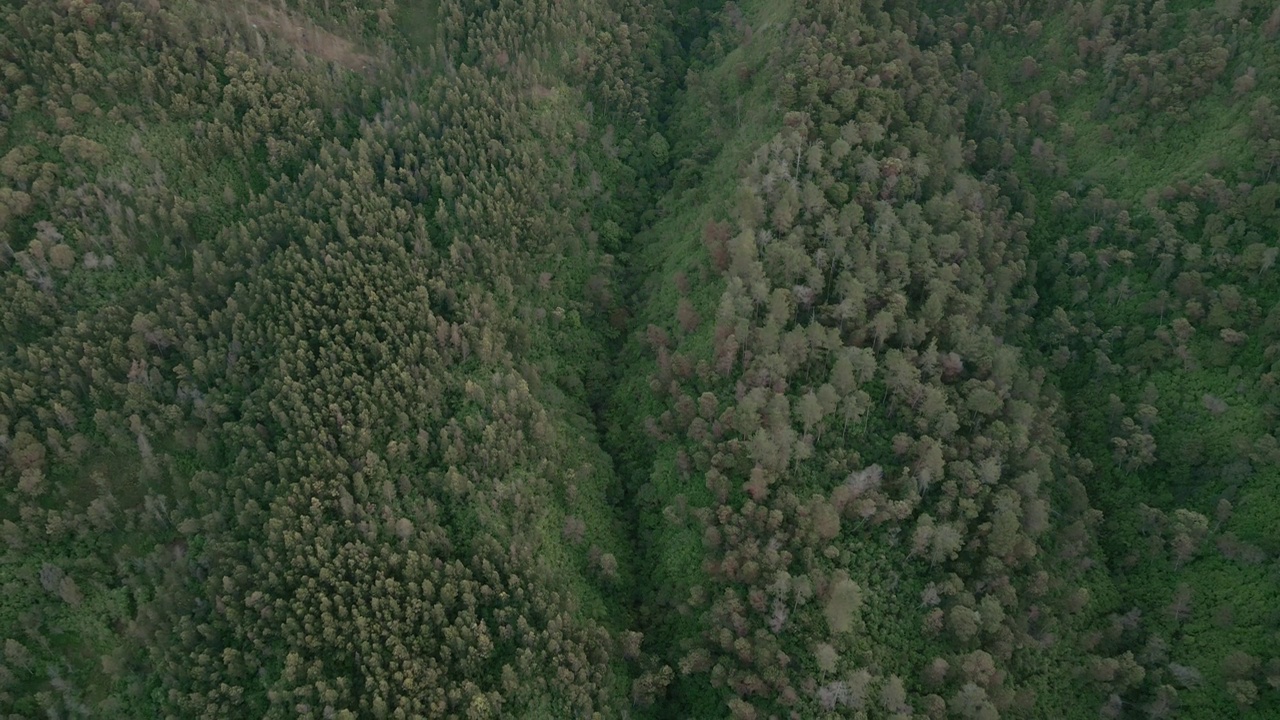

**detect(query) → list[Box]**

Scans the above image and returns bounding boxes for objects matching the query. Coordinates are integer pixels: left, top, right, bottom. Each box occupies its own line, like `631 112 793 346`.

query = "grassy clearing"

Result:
395 0 443 63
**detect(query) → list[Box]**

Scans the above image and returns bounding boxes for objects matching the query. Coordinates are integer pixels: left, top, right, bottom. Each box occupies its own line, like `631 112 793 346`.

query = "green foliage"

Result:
921 0 1280 715
4 0 1279 717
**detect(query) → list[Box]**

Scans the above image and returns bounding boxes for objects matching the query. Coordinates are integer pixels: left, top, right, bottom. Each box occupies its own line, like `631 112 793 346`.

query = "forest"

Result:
1 0 1277 717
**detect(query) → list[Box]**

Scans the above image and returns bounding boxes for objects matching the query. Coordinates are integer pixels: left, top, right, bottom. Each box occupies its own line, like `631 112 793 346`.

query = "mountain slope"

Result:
2 0 1278 717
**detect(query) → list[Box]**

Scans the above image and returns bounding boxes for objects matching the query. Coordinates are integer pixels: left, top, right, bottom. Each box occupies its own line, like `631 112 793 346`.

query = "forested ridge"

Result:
1 0 1277 718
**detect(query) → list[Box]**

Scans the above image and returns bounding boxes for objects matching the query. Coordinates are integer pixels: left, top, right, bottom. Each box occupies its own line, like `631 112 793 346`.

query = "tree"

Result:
704 221 732 272
796 391 824 436
923 657 950 688
949 604 982 643
813 642 839 673
824 574 862 634
1227 680 1258 709
677 298 701 334
880 674 909 714
950 682 998 720
1222 651 1260 680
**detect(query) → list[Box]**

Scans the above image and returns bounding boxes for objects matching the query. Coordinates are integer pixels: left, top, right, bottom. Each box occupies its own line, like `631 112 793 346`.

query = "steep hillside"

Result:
3 0 1278 718
610 0 1280 717
918 0 1280 714
610 0 1114 716
0 0 668 714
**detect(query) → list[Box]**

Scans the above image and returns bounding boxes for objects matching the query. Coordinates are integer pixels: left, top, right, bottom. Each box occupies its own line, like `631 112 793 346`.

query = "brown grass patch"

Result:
241 4 375 72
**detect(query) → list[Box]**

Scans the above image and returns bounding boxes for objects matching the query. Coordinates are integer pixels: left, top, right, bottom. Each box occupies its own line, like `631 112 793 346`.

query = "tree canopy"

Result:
2 0 1278 717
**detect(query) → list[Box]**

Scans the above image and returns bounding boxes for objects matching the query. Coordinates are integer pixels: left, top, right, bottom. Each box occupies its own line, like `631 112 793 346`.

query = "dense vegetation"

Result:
1 0 1276 717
